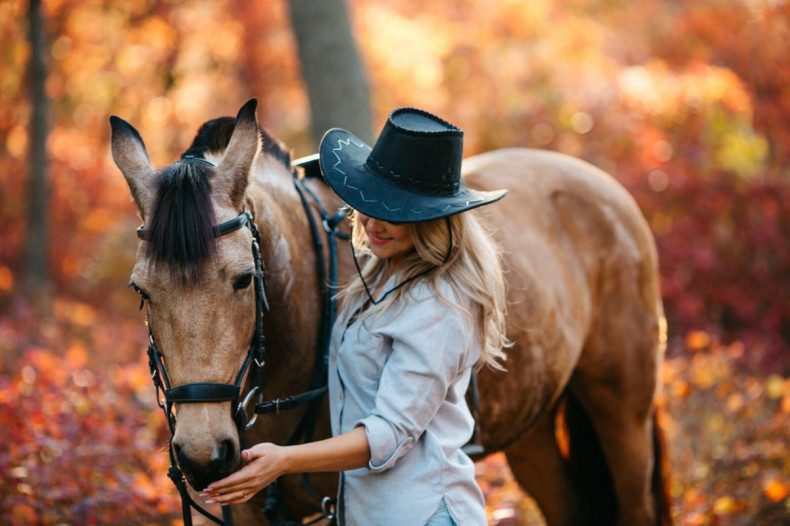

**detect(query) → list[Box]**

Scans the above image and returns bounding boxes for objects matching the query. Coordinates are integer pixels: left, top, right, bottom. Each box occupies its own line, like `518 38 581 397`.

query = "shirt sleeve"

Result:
354 290 472 473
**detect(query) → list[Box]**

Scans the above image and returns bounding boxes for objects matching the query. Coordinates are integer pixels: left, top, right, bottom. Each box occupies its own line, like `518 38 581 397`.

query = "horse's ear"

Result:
215 99 259 210
110 115 155 217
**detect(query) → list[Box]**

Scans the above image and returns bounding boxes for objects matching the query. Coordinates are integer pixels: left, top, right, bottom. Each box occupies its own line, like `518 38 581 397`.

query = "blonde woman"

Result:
204 108 509 525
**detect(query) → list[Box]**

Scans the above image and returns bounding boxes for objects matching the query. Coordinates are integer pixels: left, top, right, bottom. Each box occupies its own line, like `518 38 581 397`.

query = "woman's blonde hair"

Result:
338 210 510 370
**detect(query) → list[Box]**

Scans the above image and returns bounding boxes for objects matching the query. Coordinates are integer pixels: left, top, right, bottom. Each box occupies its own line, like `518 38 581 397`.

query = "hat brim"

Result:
318 128 507 223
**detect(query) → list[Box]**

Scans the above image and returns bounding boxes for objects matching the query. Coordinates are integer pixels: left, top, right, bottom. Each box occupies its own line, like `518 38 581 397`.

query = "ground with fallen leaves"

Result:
1 302 788 525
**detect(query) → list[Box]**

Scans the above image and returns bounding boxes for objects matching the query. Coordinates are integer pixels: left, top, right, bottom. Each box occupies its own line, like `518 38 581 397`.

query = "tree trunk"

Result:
287 0 373 148
24 0 49 297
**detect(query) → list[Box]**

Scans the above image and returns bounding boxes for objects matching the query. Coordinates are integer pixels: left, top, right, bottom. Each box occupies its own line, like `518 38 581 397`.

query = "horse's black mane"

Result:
181 117 292 166
146 116 291 285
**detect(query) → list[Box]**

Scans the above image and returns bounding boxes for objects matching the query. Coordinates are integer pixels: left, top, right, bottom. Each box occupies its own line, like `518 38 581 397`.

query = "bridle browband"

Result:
137 156 347 526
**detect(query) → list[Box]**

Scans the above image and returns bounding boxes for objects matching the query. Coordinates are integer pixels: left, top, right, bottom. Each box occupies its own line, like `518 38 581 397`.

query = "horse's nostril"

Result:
173 442 183 459
217 439 236 470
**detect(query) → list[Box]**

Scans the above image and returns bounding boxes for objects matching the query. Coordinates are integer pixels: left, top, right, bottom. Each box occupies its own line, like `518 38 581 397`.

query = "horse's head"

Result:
111 100 261 490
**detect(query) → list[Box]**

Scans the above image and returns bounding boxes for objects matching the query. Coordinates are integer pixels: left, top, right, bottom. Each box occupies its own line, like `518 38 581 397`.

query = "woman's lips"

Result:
369 233 392 246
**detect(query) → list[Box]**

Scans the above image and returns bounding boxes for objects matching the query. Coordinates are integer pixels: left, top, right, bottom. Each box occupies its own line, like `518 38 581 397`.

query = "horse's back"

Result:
463 148 663 449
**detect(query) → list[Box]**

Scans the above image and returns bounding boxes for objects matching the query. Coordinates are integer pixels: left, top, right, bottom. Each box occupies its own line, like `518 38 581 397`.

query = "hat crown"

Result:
366 108 464 197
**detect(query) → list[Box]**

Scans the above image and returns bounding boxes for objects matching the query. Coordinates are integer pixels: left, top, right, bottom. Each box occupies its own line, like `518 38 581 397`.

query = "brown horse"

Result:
111 99 671 525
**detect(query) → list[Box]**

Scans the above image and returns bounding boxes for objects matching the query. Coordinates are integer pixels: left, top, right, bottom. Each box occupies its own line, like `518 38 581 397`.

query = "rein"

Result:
138 157 347 526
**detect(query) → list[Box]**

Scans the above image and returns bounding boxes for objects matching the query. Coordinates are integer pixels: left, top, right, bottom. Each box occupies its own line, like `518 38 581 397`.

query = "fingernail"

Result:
199 492 208 497
205 499 215 504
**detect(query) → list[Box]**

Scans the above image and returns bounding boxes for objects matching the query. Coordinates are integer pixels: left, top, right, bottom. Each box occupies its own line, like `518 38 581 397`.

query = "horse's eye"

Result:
129 282 150 301
129 282 150 310
233 272 254 291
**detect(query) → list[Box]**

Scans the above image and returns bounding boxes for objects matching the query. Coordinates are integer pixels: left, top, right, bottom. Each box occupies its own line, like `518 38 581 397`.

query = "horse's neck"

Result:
248 158 301 283
247 155 323 380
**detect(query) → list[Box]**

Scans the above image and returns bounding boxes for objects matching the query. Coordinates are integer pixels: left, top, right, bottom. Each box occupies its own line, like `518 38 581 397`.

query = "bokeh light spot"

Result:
531 122 554 145
147 97 172 122
6 126 27 158
51 35 72 60
571 111 594 134
654 140 673 162
21 365 36 384
648 169 669 192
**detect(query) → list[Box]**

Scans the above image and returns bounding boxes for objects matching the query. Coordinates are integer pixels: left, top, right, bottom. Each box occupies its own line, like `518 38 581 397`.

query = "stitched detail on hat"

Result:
331 136 368 176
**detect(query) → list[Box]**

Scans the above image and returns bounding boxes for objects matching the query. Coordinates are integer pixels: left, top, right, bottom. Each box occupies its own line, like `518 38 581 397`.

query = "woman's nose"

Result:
366 217 383 233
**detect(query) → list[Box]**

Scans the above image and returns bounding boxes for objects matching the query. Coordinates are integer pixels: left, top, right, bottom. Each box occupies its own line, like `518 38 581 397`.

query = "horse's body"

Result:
112 101 669 525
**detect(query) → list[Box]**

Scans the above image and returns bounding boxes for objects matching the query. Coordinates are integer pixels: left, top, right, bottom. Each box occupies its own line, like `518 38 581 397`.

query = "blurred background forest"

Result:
1 0 789 524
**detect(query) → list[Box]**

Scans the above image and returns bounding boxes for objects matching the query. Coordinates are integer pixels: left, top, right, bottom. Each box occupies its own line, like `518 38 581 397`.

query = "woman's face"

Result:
357 212 415 264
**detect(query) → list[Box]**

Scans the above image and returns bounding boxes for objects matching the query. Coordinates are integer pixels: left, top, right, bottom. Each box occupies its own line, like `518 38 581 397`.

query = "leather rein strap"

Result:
140 158 347 526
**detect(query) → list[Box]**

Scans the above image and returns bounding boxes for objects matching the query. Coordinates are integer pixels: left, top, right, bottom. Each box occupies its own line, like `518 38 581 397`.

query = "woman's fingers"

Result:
203 464 254 493
202 443 283 504
205 487 252 505
241 443 269 461
201 480 246 498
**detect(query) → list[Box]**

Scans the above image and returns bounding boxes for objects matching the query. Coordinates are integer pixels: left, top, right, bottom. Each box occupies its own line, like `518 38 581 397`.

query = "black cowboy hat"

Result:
318 107 507 223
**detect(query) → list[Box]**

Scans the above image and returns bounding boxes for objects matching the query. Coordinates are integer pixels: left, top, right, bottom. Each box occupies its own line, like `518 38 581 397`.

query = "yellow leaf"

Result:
766 375 785 400
713 496 736 514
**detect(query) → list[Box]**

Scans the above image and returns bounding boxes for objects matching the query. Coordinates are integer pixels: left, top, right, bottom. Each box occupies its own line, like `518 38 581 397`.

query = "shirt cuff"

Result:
355 415 415 473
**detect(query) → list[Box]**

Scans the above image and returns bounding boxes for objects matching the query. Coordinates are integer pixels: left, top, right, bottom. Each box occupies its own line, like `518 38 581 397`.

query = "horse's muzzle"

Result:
173 439 240 491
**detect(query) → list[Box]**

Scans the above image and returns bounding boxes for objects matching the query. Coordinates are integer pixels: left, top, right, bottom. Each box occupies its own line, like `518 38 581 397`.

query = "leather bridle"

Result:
140 210 269 437
135 157 346 526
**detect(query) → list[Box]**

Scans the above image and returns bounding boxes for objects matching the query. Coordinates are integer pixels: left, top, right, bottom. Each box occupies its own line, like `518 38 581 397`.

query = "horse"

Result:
111 99 671 525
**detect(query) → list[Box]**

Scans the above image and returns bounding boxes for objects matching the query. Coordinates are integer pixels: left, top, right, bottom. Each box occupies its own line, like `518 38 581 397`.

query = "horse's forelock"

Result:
145 162 217 286
143 115 293 286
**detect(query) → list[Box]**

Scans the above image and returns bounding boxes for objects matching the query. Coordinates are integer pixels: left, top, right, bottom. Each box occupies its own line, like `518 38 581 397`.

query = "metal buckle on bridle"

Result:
236 386 262 432
321 496 336 520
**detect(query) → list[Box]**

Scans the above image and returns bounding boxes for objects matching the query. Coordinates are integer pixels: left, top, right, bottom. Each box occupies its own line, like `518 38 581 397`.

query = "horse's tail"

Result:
564 396 673 525
652 408 673 525
564 393 618 525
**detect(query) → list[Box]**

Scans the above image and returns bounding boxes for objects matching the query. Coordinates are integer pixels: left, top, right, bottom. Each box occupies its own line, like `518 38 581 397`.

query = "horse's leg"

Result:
569 294 664 525
504 401 586 525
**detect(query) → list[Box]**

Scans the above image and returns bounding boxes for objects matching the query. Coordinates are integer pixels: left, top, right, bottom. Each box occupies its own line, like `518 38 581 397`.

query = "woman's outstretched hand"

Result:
200 443 287 505
200 427 370 506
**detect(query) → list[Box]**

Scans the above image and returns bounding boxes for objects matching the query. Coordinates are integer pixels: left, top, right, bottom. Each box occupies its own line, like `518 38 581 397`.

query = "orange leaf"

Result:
764 479 788 503
66 344 88 368
686 330 710 351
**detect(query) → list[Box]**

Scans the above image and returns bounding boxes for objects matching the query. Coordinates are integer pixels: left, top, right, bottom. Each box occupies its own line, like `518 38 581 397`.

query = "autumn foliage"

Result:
1 0 788 524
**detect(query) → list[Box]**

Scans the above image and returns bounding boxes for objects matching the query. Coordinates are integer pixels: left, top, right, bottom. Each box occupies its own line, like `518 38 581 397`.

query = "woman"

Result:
203 108 509 525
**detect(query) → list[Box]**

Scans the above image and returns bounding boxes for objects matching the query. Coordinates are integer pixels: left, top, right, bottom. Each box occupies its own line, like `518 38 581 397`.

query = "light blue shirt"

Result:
328 274 487 526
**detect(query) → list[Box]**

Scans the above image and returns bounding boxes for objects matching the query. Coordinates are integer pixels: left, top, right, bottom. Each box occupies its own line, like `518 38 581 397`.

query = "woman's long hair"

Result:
338 210 511 370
